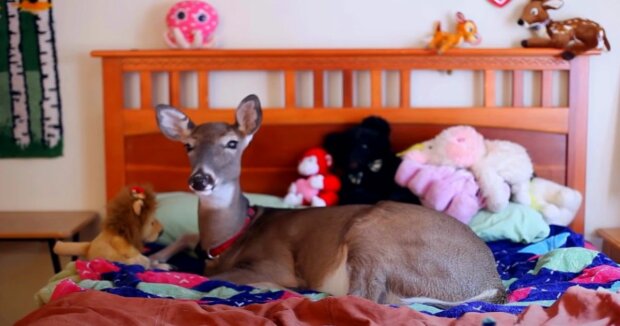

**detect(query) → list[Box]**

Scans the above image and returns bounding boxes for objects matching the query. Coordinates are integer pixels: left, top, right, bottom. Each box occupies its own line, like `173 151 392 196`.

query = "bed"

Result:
18 48 620 325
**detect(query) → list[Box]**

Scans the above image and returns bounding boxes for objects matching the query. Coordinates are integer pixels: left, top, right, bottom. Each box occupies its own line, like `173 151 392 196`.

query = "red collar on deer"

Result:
206 207 256 260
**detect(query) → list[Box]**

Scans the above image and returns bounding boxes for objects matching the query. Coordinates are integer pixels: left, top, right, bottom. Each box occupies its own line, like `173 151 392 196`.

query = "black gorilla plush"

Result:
323 116 420 205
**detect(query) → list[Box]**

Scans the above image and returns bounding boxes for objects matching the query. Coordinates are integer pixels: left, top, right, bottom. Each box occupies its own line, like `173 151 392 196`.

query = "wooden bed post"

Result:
567 56 589 234
101 58 126 200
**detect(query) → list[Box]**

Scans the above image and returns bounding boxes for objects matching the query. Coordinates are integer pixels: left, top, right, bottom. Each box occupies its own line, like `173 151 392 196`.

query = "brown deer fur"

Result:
155 94 506 305
518 0 610 60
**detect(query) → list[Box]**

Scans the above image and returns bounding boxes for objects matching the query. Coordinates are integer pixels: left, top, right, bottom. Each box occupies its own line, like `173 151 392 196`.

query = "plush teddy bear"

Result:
322 117 420 205
164 0 219 49
283 147 341 207
395 157 483 224
402 126 533 213
529 177 582 226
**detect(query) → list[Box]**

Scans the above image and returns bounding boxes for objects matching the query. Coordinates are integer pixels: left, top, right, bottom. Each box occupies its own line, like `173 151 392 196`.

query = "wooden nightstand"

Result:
596 228 620 263
0 211 99 273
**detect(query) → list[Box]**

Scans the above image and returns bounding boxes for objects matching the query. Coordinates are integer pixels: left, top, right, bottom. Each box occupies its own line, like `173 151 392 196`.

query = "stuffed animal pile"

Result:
397 126 582 226
282 119 582 227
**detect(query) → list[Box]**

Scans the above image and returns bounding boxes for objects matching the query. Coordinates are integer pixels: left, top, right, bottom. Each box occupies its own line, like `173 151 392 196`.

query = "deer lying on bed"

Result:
154 94 506 305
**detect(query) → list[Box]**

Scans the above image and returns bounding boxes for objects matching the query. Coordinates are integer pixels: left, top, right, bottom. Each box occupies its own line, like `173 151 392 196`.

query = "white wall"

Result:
1 0 619 322
0 0 618 233
2 0 619 234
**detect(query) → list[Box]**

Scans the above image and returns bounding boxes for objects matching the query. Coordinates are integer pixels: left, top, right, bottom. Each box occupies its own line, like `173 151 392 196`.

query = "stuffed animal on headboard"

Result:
164 0 219 49
428 12 482 54
323 116 420 205
517 0 610 60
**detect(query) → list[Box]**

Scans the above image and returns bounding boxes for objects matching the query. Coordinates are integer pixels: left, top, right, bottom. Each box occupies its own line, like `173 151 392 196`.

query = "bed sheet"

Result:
36 226 620 318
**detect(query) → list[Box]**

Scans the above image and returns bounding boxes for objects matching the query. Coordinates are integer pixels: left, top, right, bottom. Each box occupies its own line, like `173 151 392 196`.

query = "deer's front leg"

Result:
148 233 200 263
521 37 553 48
210 263 299 290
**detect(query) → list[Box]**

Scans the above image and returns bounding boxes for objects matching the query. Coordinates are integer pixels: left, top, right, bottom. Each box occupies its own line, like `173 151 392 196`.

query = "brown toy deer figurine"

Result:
429 12 482 54
155 94 505 306
518 0 610 60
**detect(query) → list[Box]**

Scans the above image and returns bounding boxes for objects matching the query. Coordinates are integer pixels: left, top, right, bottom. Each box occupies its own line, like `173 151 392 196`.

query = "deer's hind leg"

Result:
562 27 601 60
347 265 388 303
522 37 554 48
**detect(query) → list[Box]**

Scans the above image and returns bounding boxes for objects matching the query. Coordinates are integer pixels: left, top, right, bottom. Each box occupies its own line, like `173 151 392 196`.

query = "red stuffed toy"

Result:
284 148 341 207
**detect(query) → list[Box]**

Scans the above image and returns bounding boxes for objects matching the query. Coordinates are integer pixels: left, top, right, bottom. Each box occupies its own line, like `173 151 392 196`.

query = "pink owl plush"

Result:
165 1 219 49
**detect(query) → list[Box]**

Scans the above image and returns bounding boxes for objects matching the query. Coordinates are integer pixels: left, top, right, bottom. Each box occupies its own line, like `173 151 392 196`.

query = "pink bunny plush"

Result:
165 1 219 49
400 126 533 213
395 158 484 224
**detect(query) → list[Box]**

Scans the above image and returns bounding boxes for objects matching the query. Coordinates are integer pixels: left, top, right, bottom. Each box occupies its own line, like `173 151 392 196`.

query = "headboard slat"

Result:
169 71 181 108
285 70 296 108
542 70 554 107
139 71 152 109
313 70 324 107
343 70 353 107
371 70 382 107
198 71 209 109
399 70 410 108
484 70 496 107
512 70 524 107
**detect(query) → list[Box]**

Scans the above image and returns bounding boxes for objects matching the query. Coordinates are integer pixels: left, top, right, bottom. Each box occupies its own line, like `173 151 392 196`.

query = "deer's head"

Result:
156 95 262 196
518 0 564 29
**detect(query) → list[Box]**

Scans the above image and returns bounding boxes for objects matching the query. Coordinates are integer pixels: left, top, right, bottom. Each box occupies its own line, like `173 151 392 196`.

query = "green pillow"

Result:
469 203 550 244
155 192 295 245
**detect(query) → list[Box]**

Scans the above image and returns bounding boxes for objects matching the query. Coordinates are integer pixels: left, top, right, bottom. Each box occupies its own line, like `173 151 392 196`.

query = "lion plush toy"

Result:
54 186 166 269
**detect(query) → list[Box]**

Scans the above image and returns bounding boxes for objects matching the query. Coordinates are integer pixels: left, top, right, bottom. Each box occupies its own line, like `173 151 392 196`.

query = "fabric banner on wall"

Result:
0 0 63 158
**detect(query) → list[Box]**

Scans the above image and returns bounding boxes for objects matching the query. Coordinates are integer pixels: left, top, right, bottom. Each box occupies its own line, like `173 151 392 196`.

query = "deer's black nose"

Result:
518 19 524 26
189 173 214 192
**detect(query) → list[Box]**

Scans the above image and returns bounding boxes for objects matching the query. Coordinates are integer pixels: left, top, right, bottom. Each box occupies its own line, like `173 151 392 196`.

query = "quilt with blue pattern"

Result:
38 226 620 318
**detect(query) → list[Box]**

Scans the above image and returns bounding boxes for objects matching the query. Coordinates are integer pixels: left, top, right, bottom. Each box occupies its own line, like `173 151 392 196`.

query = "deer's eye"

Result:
226 140 238 149
184 143 194 152
531 8 539 16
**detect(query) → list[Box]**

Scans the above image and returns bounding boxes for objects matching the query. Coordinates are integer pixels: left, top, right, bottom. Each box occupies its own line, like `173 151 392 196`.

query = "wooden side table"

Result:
0 211 99 273
596 228 620 263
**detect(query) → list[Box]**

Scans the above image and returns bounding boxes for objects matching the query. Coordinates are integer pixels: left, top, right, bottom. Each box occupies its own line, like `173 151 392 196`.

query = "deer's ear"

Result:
456 12 466 23
543 0 564 9
235 94 263 136
155 104 195 141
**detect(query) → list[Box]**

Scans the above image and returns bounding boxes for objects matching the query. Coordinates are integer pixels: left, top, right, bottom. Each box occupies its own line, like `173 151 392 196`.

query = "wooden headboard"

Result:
91 48 597 234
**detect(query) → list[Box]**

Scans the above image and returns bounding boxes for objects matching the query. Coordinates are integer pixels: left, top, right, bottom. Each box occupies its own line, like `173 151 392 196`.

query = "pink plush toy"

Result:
400 126 533 213
395 158 484 224
165 1 219 49
283 148 341 207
